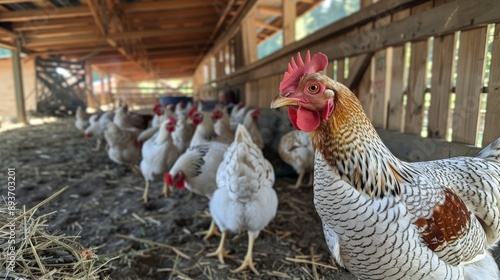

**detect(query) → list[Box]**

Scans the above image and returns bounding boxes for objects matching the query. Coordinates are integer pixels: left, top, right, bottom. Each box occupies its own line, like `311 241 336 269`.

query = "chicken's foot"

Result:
94 139 101 151
197 219 220 240
142 179 150 203
232 234 259 275
161 181 172 197
206 231 232 264
289 171 305 189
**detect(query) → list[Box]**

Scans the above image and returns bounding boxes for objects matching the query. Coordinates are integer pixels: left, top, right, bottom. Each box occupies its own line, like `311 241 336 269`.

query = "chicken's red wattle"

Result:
288 107 320 132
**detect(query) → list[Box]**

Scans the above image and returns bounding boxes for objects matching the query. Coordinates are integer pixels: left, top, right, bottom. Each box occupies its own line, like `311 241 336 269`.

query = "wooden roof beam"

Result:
32 46 114 56
86 0 106 36
116 0 211 13
255 19 280 31
0 6 90 22
257 5 282 16
12 17 95 31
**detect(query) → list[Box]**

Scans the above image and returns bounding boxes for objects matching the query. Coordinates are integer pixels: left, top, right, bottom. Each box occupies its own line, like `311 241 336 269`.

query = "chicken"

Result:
84 110 115 151
242 108 264 150
164 141 228 239
171 114 195 154
174 101 193 118
212 107 234 143
278 130 314 188
139 117 179 202
151 103 164 128
208 124 277 275
270 51 500 280
75 106 89 131
113 105 153 133
104 121 141 173
187 106 231 146
229 102 246 131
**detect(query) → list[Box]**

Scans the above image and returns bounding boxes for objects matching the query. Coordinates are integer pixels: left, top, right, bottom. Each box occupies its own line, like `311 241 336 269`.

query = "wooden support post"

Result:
452 26 488 145
428 34 455 139
12 37 27 124
482 23 500 147
283 0 296 46
100 72 106 107
387 45 406 132
371 49 391 128
404 39 429 135
107 73 113 107
241 9 257 64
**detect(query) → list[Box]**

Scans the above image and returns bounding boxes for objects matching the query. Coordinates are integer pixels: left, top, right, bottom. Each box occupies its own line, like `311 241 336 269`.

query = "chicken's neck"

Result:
310 97 412 199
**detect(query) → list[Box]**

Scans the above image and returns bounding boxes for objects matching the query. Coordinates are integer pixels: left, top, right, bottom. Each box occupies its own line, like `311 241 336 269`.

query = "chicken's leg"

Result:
142 179 150 203
161 180 172 197
130 164 141 174
94 139 102 151
307 171 313 186
232 233 259 275
197 219 220 240
289 170 305 189
206 231 232 264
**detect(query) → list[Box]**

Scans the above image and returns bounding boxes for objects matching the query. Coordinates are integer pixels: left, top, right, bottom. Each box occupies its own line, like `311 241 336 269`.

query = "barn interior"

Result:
0 0 499 279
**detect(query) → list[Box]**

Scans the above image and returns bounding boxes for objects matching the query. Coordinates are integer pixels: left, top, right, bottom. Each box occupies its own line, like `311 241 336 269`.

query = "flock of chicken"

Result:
73 50 500 280
74 101 313 275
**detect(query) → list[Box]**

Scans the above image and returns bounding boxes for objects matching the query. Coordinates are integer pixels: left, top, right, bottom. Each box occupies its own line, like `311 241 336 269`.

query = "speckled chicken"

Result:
278 129 314 188
270 51 500 280
139 117 179 202
208 125 277 275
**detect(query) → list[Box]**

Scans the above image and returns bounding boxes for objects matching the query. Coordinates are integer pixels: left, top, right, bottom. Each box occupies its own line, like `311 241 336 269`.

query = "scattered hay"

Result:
0 187 113 279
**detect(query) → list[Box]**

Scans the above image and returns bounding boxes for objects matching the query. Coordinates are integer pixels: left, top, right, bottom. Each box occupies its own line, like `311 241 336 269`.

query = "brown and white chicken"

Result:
271 51 500 280
75 106 90 131
139 116 179 202
242 108 264 150
164 141 228 239
104 121 141 173
208 124 277 275
113 105 152 134
278 129 314 189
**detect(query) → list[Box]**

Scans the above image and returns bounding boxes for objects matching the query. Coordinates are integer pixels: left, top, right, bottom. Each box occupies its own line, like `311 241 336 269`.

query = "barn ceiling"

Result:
0 0 320 80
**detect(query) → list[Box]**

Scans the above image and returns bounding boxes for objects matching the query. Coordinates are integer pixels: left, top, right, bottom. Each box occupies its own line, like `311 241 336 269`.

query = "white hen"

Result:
139 117 179 202
229 102 246 131
278 130 314 188
172 114 195 154
212 107 234 143
75 106 89 131
164 141 228 239
208 125 278 275
242 108 264 150
84 110 115 151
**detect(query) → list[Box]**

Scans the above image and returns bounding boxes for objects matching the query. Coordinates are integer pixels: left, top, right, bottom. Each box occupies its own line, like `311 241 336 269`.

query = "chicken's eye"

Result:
308 84 319 94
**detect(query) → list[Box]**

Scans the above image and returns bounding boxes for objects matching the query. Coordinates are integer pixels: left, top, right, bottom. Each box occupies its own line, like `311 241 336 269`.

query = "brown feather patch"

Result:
414 188 471 252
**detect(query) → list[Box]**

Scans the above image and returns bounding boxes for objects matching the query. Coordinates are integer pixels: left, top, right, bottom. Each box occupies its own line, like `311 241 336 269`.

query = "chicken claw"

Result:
232 235 259 275
161 181 172 197
206 232 232 264
197 220 220 240
288 170 305 189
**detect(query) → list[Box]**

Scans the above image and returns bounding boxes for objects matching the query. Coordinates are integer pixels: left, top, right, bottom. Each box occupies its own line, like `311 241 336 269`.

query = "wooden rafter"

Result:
255 19 280 31
257 5 281 16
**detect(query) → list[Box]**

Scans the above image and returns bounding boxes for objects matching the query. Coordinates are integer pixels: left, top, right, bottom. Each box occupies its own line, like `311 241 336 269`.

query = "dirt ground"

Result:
0 118 357 280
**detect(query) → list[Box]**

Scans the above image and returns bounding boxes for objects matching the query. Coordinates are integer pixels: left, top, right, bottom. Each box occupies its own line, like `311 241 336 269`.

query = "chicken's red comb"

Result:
188 105 198 118
279 51 328 94
164 173 172 185
168 115 177 125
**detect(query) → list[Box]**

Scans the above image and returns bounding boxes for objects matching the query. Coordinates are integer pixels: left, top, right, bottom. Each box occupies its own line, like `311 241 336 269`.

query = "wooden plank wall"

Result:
195 0 500 147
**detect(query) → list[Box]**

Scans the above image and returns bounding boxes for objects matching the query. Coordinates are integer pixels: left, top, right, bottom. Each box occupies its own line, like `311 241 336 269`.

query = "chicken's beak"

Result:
270 95 300 109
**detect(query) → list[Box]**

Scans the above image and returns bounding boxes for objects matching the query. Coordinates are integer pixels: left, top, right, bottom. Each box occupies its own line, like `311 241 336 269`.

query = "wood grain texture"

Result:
404 39 429 135
388 46 406 132
428 34 455 139
482 23 500 147
452 27 487 145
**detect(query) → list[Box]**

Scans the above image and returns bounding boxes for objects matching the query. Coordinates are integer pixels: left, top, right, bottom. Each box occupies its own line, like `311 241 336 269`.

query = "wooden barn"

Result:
1 0 499 279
